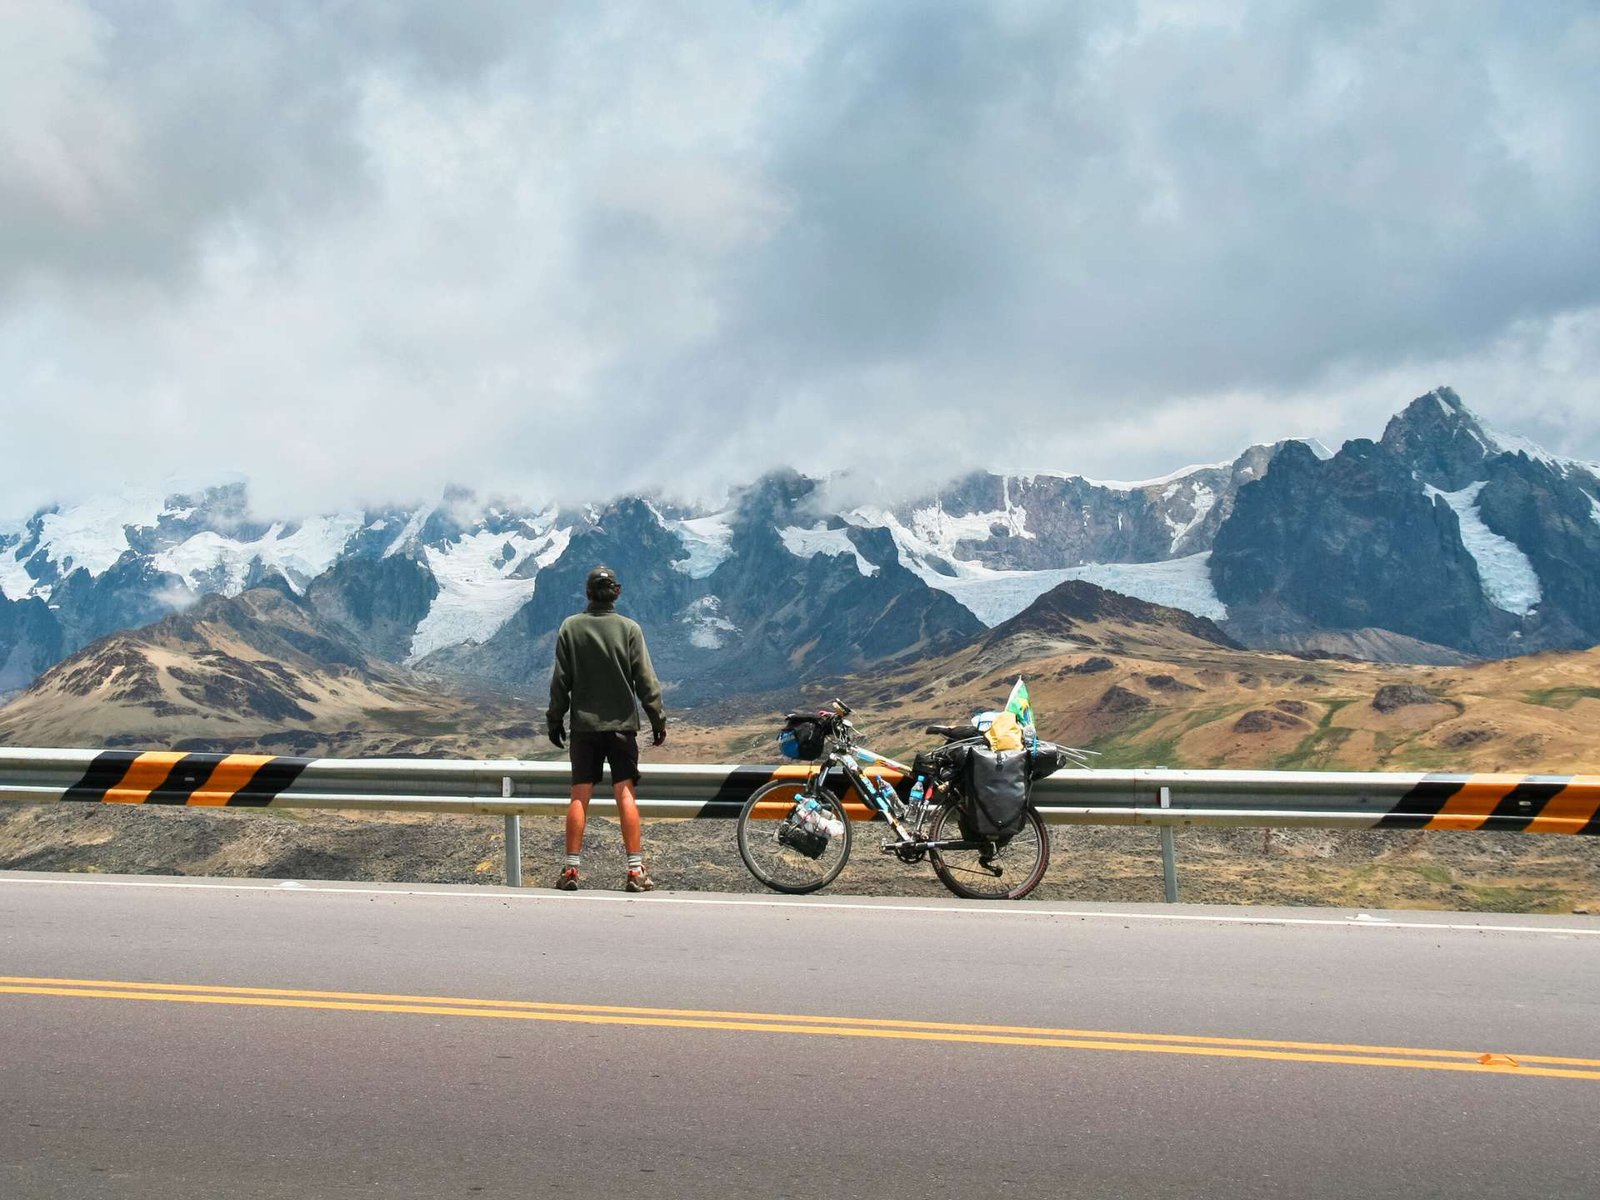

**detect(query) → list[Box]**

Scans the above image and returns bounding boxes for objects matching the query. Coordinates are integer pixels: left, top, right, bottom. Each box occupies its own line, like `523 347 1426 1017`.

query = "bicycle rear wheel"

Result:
927 802 1049 900
736 780 853 894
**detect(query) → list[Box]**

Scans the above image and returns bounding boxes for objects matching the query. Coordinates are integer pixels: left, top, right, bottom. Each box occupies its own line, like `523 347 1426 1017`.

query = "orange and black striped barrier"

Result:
0 750 1596 834
59 751 311 807
1373 774 1600 835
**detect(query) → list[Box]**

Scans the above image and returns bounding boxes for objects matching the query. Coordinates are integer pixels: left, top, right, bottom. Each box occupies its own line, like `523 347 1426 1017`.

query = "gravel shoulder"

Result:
2 803 1596 913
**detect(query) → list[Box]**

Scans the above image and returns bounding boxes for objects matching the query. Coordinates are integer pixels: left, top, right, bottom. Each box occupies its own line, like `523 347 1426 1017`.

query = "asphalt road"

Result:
2 871 1598 1199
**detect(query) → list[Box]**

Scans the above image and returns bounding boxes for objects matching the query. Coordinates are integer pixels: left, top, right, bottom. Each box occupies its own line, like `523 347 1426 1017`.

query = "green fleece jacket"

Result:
546 603 666 733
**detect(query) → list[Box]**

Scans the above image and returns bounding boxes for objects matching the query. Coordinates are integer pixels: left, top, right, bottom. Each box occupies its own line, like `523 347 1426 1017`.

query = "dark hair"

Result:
586 565 621 603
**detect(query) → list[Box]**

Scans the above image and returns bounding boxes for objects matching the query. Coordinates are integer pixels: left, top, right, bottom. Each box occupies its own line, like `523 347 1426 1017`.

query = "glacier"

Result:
843 504 1225 626
921 554 1227 627
1425 483 1542 616
153 513 366 596
668 513 734 578
407 525 570 662
0 488 171 598
779 523 877 576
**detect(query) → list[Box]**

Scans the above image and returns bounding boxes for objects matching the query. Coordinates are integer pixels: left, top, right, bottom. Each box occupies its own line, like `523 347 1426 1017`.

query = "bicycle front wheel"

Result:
736 780 853 894
928 802 1049 900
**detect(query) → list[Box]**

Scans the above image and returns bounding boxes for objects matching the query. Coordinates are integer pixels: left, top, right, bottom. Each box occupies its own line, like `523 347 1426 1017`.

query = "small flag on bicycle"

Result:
1005 677 1034 733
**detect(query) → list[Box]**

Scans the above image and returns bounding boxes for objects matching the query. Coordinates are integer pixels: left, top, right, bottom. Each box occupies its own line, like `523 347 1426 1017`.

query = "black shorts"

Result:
568 731 641 787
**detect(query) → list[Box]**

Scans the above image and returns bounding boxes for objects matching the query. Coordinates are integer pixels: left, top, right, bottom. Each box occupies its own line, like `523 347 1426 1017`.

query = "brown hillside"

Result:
689 581 1600 776
983 579 1240 652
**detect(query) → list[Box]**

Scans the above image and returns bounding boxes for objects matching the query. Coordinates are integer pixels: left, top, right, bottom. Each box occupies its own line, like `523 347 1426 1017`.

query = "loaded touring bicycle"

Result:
735 698 1089 900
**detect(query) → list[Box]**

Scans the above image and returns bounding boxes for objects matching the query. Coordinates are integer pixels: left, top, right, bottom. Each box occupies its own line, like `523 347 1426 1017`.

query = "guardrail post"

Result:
1158 784 1179 903
502 777 522 888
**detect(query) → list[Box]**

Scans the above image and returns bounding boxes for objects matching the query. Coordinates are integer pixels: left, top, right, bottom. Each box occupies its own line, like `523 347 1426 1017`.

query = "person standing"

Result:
546 565 667 891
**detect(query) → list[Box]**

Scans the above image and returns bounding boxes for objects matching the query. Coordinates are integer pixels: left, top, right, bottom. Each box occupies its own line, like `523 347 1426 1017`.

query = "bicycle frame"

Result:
822 743 913 839
806 731 971 852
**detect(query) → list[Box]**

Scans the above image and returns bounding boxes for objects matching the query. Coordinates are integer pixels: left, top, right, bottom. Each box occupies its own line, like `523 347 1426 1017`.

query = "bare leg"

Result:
566 783 594 855
614 777 642 856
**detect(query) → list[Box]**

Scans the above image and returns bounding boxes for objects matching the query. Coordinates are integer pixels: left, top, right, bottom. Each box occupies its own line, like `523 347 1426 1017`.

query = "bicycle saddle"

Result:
925 724 980 742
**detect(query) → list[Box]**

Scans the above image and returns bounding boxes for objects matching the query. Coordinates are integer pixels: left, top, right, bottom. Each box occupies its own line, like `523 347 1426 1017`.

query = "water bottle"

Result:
800 794 842 838
873 778 897 809
798 796 822 832
908 776 926 807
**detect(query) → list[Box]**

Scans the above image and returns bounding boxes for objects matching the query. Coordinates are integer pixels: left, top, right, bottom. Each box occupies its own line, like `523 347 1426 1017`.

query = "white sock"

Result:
565 853 581 869
627 853 643 873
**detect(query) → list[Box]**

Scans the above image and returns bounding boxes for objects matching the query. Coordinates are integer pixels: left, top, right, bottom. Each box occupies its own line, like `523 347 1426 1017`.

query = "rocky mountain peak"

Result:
730 469 820 529
1380 386 1501 490
512 497 695 639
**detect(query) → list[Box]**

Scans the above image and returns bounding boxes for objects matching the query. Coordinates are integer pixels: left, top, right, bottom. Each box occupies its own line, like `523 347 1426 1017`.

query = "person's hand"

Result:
651 722 667 747
547 719 565 749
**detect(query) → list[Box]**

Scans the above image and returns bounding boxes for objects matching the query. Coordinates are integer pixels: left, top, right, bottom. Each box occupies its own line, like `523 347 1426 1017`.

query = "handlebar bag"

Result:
778 713 828 761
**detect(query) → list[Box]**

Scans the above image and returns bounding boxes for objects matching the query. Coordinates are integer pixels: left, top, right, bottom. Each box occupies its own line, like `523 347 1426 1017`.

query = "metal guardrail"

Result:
3 748 1597 897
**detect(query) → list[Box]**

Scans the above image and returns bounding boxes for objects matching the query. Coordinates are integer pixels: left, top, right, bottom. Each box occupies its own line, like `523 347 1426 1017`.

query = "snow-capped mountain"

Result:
0 481 574 693
4 387 1599 703
1213 388 1600 660
415 484 986 704
843 440 1311 625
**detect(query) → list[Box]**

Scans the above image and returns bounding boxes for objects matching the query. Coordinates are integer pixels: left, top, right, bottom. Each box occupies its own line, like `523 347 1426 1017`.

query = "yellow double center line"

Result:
5 975 1599 1081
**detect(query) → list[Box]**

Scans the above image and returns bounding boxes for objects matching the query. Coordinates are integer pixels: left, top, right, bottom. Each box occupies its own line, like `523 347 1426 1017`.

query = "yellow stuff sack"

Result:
983 710 1024 751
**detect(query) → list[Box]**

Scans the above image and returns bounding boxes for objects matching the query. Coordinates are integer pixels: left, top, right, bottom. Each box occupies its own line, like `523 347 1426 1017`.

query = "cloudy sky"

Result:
2 0 1597 518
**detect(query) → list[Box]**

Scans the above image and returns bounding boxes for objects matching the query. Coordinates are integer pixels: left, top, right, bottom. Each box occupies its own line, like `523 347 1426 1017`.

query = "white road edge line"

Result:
2 874 1596 936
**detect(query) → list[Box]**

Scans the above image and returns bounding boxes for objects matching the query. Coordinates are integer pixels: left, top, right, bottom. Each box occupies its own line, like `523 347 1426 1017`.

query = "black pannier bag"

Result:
778 712 828 761
962 747 1031 842
937 744 1030 844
